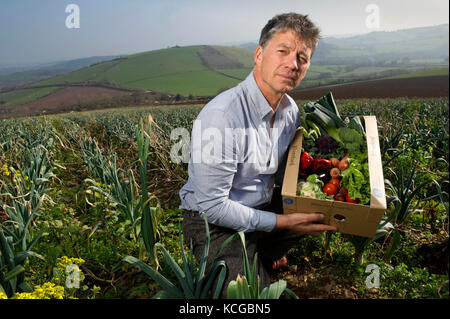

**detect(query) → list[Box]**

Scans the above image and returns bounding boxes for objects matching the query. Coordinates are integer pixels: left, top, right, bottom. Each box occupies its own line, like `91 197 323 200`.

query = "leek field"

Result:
0 97 448 299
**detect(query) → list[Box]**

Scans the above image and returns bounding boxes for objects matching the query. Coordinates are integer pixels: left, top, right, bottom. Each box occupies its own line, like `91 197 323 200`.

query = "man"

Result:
179 13 337 297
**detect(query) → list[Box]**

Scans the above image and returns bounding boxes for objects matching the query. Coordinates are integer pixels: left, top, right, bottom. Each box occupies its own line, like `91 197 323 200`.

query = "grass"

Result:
24 46 249 96
0 86 63 106
128 70 241 96
211 45 255 68
383 67 449 79
31 60 120 86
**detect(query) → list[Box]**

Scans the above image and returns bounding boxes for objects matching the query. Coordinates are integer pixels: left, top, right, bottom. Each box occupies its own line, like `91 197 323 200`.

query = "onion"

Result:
330 167 341 178
330 157 340 167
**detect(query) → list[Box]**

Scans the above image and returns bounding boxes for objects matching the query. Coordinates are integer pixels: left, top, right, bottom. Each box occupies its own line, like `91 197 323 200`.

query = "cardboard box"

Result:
281 116 386 238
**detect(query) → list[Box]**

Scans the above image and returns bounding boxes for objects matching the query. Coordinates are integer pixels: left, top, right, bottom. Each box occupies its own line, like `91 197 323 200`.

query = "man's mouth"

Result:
278 74 297 82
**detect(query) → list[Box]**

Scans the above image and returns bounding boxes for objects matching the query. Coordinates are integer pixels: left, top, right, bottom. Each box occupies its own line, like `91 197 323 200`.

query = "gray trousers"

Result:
182 188 303 298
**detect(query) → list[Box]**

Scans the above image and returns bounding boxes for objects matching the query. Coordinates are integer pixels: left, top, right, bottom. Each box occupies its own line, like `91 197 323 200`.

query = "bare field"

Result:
1 75 448 119
0 86 130 119
290 75 449 100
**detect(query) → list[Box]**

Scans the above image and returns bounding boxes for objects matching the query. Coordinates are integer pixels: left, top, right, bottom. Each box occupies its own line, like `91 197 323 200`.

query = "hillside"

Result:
0 45 256 109
237 24 449 65
29 45 254 96
0 24 448 112
0 55 121 86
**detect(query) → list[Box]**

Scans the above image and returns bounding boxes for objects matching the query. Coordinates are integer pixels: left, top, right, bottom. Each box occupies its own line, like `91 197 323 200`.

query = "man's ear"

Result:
254 45 263 65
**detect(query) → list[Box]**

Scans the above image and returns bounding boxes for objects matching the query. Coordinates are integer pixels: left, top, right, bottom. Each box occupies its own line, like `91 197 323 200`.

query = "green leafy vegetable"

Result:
338 127 366 155
341 153 371 205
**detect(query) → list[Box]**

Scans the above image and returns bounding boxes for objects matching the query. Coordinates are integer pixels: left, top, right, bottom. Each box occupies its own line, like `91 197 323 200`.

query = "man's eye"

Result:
278 50 286 53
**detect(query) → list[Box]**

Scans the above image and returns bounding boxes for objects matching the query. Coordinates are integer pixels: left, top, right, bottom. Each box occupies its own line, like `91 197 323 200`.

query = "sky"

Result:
0 0 448 67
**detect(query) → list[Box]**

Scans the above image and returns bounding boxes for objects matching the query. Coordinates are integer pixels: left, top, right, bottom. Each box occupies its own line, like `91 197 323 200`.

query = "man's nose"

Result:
288 56 299 70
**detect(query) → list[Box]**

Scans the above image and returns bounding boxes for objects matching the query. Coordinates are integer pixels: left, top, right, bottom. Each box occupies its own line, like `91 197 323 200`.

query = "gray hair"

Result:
259 13 321 54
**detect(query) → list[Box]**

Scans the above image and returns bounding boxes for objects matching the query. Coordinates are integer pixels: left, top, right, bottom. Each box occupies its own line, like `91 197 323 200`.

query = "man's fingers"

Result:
303 212 327 223
308 223 338 232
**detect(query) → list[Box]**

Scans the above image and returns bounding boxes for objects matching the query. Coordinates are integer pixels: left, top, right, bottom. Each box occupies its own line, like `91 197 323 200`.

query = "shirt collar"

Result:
242 71 275 120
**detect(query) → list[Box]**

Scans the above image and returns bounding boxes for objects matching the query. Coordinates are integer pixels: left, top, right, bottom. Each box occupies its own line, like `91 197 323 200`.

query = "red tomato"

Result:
340 187 348 196
345 193 360 204
334 194 345 202
329 178 340 187
323 183 338 196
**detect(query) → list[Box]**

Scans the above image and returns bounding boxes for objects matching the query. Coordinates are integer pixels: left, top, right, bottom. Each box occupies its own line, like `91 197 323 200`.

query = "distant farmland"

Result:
291 74 449 100
1 73 448 119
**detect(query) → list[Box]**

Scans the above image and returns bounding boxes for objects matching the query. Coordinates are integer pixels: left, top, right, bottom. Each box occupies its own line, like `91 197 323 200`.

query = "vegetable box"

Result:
281 116 386 238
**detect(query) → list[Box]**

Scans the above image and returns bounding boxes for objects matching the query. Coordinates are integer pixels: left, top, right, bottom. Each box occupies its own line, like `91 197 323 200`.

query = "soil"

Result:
416 238 449 275
0 86 131 119
1 75 448 120
271 263 379 299
290 75 449 100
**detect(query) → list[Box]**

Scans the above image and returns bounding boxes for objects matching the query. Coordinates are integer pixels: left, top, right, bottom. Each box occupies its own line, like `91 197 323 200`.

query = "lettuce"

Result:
341 153 371 205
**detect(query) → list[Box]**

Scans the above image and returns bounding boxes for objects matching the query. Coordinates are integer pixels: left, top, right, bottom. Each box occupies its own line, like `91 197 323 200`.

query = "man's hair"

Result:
259 13 321 54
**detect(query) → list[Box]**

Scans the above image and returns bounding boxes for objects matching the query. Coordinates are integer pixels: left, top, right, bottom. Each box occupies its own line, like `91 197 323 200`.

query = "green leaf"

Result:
260 280 287 299
156 243 195 298
120 255 184 299
4 265 25 282
227 280 238 299
384 229 402 262
14 250 44 266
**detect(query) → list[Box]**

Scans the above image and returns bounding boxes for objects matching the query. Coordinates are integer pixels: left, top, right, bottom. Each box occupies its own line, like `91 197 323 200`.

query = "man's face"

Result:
254 29 312 97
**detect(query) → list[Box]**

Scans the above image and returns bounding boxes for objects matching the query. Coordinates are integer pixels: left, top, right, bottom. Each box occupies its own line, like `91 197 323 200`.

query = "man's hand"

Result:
275 212 337 236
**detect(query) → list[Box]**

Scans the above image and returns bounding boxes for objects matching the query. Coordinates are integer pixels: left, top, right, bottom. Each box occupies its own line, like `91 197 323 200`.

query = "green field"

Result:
34 60 120 86
383 67 449 79
0 97 448 300
1 28 447 106
27 45 254 96
0 86 62 106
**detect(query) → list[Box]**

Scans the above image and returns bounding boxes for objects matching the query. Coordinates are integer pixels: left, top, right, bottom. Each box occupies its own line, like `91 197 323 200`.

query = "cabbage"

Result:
297 174 333 200
338 127 366 155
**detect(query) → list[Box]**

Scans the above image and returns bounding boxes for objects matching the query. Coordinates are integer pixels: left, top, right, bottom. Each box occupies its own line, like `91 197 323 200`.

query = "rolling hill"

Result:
0 56 121 86
0 45 256 109
28 45 254 96
236 24 449 65
0 24 448 114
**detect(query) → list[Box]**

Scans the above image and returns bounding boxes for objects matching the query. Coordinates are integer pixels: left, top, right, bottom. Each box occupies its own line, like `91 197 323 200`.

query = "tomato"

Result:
345 193 360 204
323 183 338 196
329 178 340 187
340 186 348 196
334 194 345 202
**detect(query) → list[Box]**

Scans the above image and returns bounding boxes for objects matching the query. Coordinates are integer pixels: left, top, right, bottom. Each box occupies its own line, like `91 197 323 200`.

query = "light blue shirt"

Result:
179 71 301 232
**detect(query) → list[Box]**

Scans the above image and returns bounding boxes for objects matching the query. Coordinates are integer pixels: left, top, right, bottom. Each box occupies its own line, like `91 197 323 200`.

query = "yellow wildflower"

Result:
0 292 7 299
56 256 85 268
15 282 65 299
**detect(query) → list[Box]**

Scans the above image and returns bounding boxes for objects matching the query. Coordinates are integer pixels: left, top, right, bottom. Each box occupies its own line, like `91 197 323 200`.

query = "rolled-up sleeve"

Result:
189 108 276 232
